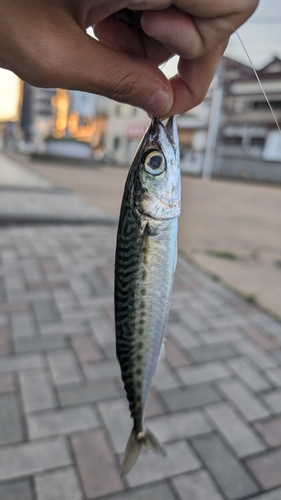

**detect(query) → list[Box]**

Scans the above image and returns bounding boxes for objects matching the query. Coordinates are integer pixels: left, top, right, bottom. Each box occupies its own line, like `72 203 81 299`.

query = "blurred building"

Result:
104 100 149 165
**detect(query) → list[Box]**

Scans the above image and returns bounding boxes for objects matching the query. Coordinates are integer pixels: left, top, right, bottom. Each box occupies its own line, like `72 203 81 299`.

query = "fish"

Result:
114 116 181 476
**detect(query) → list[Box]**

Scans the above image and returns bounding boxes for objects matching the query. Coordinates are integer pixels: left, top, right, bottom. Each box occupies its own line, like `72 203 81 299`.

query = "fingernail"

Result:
146 89 173 117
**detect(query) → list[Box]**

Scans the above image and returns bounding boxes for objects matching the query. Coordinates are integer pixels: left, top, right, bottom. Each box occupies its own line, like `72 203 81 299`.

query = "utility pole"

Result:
202 62 224 180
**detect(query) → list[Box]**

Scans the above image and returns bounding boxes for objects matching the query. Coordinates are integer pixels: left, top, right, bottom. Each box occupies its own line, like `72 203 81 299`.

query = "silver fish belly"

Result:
115 116 181 476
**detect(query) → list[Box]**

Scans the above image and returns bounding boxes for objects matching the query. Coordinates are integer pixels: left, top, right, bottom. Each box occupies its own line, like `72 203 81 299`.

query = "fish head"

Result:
130 117 181 220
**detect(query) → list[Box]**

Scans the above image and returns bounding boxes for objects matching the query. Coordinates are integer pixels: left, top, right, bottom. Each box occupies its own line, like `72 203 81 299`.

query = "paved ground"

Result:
15 153 281 319
1 153 281 499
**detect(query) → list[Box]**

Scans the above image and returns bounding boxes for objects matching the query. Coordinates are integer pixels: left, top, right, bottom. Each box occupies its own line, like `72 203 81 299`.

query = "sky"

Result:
163 0 281 77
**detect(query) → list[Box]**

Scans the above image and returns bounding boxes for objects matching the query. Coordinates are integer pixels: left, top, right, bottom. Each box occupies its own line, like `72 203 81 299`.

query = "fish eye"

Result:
143 150 166 176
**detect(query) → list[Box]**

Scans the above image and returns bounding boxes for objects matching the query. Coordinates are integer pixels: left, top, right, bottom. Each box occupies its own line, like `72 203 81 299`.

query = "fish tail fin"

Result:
120 427 166 477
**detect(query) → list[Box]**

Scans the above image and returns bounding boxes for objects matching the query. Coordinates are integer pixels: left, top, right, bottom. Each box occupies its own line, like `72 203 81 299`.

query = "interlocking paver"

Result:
35 467 83 500
0 396 23 445
205 402 265 456
48 350 83 385
10 311 37 338
1 187 281 500
71 429 124 499
188 343 236 362
227 356 271 391
0 353 45 373
0 373 16 394
32 299 60 324
57 378 119 407
161 383 222 411
0 479 34 500
251 488 281 499
0 437 71 481
110 482 176 500
71 336 104 363
172 470 223 500
191 433 259 500
148 410 211 442
19 369 56 412
234 339 277 369
262 388 281 413
82 358 121 381
14 335 67 353
264 366 281 387
98 399 131 454
217 378 270 421
126 440 201 487
247 448 281 489
254 416 281 447
178 361 230 385
27 406 99 439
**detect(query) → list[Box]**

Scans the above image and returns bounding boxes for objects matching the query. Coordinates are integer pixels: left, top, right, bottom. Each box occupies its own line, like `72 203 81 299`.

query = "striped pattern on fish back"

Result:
115 192 177 427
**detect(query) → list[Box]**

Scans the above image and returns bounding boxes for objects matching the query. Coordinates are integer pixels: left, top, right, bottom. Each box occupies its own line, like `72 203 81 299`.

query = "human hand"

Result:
0 0 259 117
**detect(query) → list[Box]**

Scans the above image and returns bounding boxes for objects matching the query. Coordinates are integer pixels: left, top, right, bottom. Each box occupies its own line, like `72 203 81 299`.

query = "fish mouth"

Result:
148 117 177 151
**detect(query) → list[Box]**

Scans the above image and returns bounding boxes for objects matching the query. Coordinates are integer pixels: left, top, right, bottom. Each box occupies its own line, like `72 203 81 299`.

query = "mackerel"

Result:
115 116 181 476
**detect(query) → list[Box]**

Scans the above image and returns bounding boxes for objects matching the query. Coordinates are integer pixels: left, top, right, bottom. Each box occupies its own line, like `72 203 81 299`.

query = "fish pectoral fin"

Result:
120 427 166 477
157 340 166 363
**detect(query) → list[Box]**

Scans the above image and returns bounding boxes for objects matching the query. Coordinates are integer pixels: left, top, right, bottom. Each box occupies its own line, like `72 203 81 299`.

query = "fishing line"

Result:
233 27 281 135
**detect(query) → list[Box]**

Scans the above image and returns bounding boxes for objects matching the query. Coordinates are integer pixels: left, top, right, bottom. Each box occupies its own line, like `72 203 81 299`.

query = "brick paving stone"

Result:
32 299 60 324
247 448 281 489
227 357 271 391
153 360 180 391
10 311 37 338
207 314 248 329
251 488 281 499
0 328 11 355
242 325 278 350
0 396 23 445
191 433 259 500
0 479 34 500
48 350 83 385
254 416 281 447
40 319 88 336
19 369 56 413
0 353 45 373
148 410 211 442
35 467 83 500
27 406 99 439
205 402 265 457
218 378 270 421
164 338 190 367
161 383 221 411
83 359 121 381
98 399 131 454
188 344 236 363
57 378 119 407
90 317 115 346
145 390 165 418
0 437 71 481
71 429 123 499
101 341 117 359
264 367 281 387
179 310 207 331
14 335 67 353
172 470 223 500
109 482 176 500
198 328 243 345
126 440 201 487
71 335 104 363
167 323 199 348
0 373 16 394
262 389 281 413
234 339 277 369
178 361 230 385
